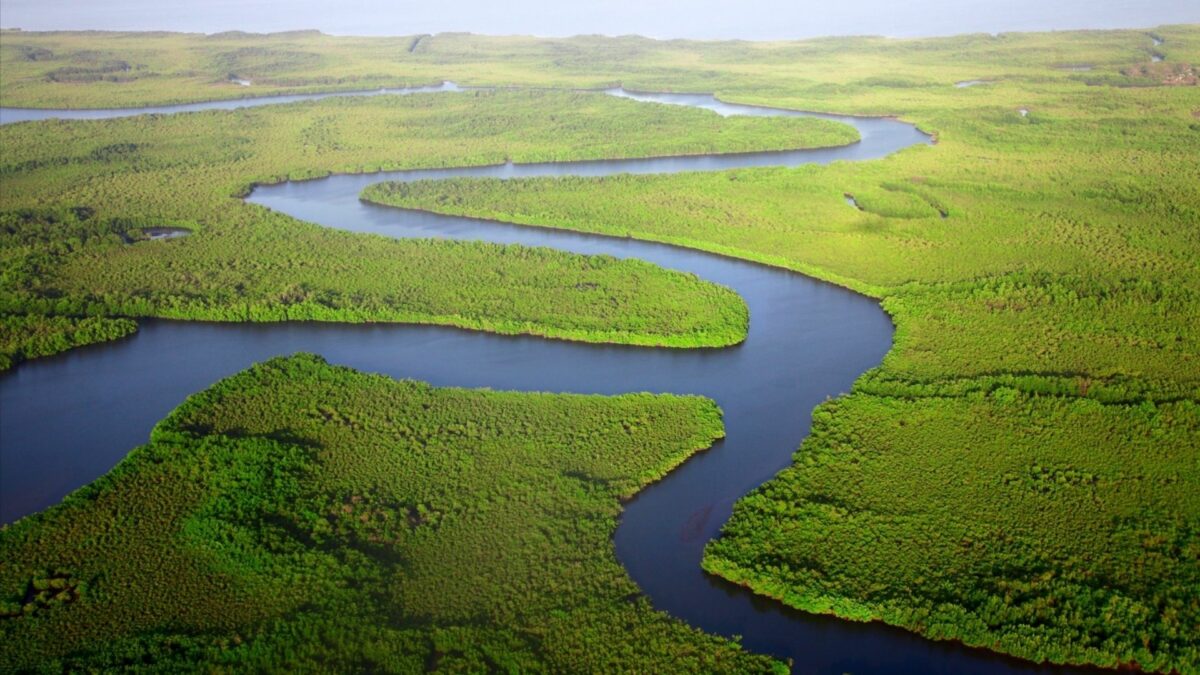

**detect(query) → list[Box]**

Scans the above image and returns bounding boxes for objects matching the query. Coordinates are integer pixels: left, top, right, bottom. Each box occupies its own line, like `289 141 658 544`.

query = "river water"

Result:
0 86 1092 673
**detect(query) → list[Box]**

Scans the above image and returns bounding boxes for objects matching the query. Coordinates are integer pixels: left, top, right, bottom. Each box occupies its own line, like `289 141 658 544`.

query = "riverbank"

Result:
0 354 782 672
1 89 860 359
1 25 1196 673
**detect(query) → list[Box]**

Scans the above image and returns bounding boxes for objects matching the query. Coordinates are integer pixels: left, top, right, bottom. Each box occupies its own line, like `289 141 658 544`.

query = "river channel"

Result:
0 84 1089 673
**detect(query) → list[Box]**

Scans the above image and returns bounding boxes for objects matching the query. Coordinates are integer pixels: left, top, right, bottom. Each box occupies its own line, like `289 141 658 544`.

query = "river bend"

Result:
0 84 1087 674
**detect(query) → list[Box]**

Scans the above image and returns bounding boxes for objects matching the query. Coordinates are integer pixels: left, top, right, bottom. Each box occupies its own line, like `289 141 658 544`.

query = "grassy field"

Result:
0 354 782 672
0 90 863 367
357 27 1200 673
1 26 1196 108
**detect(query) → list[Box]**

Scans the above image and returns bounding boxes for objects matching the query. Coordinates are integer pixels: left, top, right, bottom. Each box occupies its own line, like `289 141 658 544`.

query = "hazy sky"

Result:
1 0 1196 40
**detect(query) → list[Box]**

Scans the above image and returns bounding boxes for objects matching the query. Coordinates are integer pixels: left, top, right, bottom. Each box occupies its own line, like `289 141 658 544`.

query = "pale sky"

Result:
1 0 1197 39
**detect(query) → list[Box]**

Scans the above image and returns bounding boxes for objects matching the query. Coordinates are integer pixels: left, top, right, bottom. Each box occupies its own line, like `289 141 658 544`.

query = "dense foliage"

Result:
2 24 1198 671
0 354 781 672
0 313 136 370
352 27 1200 673
0 90 862 359
706 393 1200 672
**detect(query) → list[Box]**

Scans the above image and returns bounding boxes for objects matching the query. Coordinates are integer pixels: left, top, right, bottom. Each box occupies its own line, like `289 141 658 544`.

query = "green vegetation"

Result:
354 27 1200 673
0 90 862 362
3 24 1198 671
706 394 1199 672
0 354 780 672
0 313 136 369
2 26 1196 109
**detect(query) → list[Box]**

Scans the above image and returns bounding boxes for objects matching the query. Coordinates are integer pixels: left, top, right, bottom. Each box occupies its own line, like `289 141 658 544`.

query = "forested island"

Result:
1 354 782 671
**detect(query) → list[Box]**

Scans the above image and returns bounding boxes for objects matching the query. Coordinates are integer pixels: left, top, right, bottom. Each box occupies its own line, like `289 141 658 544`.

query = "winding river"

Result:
0 85 1090 673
